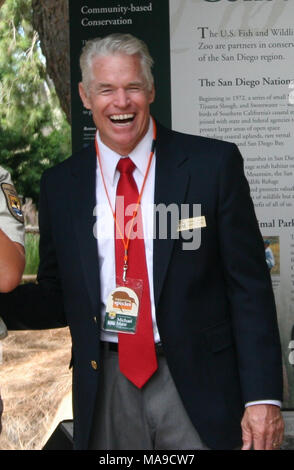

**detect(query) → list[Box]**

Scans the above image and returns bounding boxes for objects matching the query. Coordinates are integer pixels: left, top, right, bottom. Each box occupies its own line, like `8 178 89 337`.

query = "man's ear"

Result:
78 82 91 109
149 84 155 105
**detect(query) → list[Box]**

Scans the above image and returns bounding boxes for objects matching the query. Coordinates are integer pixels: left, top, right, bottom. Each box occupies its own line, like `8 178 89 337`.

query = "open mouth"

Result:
109 114 135 125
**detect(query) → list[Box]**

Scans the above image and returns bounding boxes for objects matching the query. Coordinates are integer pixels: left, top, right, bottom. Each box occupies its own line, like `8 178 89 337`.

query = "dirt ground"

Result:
0 327 72 450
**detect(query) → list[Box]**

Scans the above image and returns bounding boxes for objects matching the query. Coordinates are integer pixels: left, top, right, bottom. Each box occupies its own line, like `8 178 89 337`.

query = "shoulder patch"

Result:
1 183 24 224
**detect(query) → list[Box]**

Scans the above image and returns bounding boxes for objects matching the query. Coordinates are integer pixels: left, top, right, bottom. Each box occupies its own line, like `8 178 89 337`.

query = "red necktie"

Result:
115 157 157 388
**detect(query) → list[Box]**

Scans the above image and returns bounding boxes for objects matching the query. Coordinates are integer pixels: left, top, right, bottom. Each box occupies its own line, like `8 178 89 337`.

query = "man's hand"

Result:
241 404 284 450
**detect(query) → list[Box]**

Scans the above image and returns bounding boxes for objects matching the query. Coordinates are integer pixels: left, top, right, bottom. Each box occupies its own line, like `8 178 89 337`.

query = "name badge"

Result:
104 281 142 334
177 216 206 232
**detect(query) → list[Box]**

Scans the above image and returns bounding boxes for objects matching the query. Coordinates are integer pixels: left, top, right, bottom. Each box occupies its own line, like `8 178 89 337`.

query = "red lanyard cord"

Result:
95 119 157 278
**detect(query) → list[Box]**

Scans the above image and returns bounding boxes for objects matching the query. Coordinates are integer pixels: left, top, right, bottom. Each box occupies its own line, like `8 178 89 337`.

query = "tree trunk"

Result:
32 0 71 123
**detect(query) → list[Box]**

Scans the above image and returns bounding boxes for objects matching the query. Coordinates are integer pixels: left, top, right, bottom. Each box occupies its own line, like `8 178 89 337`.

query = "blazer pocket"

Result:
204 320 234 353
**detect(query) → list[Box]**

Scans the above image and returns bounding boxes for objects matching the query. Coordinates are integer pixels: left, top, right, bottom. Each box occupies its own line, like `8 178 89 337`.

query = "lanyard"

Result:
95 118 157 282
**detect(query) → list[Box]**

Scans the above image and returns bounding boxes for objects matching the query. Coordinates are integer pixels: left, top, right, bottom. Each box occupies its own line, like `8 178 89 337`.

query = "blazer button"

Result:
91 360 98 370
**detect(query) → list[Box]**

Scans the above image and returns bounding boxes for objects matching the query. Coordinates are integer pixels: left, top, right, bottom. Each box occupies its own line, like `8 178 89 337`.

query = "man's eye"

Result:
95 88 113 95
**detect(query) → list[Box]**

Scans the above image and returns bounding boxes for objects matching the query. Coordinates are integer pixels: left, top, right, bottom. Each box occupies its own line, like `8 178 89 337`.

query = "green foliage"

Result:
24 232 39 275
0 0 71 205
0 120 71 203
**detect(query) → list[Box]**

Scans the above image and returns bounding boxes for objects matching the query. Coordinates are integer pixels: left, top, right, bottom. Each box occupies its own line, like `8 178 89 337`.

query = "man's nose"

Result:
114 89 130 108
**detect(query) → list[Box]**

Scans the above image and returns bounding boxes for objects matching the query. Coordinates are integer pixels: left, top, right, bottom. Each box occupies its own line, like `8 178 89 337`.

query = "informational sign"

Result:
69 0 294 408
169 0 294 409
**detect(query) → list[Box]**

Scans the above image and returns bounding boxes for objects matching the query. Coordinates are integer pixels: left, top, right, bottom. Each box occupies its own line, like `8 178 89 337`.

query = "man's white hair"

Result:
79 33 154 94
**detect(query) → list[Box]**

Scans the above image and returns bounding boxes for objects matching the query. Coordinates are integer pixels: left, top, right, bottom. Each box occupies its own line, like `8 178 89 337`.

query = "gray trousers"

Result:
89 345 209 450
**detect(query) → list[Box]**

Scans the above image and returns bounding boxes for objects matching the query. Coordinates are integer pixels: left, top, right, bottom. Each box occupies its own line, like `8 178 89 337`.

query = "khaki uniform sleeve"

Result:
0 166 25 246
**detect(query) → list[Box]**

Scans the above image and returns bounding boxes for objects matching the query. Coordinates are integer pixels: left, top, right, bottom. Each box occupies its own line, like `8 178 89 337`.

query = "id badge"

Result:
103 278 143 334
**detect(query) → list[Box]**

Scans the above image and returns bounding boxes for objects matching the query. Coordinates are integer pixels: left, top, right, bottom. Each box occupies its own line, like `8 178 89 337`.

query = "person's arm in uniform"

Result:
0 166 25 434
0 169 66 331
0 230 25 293
0 166 25 292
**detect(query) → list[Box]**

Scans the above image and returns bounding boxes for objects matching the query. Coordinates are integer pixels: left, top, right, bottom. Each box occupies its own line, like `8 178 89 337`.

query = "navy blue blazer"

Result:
1 123 283 449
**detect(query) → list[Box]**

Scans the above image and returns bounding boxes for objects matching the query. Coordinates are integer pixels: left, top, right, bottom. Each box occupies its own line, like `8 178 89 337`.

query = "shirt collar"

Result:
95 117 154 186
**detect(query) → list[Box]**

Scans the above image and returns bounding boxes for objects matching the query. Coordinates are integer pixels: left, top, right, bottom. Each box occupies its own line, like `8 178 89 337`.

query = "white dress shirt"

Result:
95 118 160 344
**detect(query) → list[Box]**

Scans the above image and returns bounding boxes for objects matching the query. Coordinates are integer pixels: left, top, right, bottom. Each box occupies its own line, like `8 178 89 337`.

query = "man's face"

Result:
79 54 155 155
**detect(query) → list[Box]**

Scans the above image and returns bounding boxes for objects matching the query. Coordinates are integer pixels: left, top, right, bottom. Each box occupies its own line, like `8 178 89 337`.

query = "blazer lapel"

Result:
67 128 190 314
153 124 190 309
69 144 100 313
